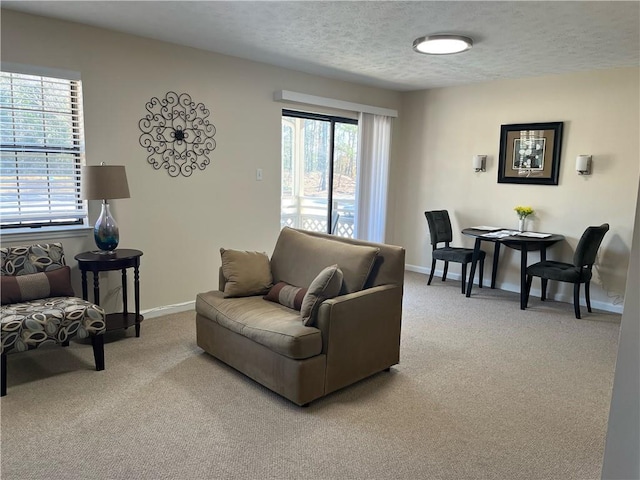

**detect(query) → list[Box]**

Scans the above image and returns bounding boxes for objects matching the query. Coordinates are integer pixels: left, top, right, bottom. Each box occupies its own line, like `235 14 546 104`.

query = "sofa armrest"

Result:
315 284 402 394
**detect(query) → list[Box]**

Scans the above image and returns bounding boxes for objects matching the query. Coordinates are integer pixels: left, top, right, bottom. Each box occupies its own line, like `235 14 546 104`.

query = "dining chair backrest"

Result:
424 210 453 245
573 223 609 268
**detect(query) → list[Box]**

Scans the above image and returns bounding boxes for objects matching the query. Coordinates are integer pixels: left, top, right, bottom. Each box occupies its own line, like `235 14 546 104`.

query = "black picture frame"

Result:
497 122 563 185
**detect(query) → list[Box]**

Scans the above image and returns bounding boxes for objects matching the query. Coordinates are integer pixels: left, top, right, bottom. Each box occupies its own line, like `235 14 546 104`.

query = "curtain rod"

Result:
274 90 398 118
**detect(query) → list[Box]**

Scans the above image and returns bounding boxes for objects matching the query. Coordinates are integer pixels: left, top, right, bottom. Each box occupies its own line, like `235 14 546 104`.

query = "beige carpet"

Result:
0 271 620 480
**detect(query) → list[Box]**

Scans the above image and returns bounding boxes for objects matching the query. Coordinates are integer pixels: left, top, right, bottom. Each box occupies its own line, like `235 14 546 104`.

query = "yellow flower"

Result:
514 206 534 219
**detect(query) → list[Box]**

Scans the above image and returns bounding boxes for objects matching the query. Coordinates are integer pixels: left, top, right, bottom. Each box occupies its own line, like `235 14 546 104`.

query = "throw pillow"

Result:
220 248 273 298
301 264 344 326
1 266 75 305
264 282 308 311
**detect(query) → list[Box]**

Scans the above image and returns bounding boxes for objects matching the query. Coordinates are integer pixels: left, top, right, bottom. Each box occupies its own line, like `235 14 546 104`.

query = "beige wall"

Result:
0 10 400 313
390 68 639 312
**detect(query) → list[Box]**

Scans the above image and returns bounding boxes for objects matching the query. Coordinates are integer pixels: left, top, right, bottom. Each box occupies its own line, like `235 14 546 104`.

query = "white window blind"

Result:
0 71 87 229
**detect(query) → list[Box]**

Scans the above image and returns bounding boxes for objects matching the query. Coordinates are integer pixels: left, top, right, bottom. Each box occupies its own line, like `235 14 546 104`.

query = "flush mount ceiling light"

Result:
412 34 473 55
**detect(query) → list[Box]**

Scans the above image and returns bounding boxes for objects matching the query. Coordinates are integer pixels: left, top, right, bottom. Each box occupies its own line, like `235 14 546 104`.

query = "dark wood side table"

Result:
75 249 143 336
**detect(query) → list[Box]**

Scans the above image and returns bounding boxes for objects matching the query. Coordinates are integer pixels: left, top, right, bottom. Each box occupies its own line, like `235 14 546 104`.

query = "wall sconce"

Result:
576 155 592 175
473 155 486 172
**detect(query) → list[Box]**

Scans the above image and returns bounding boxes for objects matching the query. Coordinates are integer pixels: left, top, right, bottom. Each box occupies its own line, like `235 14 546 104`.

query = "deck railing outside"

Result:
281 196 355 238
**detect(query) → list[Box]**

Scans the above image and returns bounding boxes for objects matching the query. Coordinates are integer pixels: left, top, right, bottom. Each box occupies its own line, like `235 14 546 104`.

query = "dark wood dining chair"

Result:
424 210 486 294
524 223 609 318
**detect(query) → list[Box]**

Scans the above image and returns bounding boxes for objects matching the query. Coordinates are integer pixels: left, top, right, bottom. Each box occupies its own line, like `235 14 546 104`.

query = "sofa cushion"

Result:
220 248 273 298
1 297 106 354
1 266 75 305
301 264 343 326
270 227 379 294
264 282 307 311
196 291 322 360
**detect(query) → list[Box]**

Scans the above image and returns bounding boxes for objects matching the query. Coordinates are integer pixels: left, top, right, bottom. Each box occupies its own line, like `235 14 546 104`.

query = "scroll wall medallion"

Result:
139 91 216 177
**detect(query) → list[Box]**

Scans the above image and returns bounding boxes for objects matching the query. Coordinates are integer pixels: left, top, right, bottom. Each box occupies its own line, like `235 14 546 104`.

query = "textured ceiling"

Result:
3 1 639 91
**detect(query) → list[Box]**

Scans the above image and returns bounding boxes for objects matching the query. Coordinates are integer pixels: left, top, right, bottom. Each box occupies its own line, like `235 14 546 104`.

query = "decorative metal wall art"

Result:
139 92 216 177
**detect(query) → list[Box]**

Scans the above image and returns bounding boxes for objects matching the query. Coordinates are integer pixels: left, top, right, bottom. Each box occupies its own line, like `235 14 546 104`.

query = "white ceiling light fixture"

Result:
413 34 473 55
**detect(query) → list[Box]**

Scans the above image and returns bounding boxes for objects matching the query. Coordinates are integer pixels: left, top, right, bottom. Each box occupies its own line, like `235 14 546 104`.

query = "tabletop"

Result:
462 228 565 245
75 249 143 263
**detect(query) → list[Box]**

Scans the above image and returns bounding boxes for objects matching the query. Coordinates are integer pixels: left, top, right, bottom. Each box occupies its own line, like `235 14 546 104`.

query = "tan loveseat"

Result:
195 227 405 406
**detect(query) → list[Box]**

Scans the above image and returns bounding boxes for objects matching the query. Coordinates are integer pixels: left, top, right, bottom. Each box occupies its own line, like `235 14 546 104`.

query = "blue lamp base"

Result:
94 201 119 252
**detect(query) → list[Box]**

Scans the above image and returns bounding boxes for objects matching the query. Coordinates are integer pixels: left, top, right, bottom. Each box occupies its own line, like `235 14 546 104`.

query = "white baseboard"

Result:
141 301 195 319
405 264 624 315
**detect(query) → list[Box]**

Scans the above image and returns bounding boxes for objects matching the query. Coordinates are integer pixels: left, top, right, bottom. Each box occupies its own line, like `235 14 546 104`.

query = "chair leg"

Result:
428 259 436 285
573 283 582 319
91 335 105 371
478 258 484 288
442 261 449 282
585 281 592 313
541 279 548 301
1 352 6 397
525 275 533 309
461 263 467 294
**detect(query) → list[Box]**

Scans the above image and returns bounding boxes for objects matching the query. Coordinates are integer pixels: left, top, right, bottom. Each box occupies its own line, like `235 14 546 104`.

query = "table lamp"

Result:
81 163 130 252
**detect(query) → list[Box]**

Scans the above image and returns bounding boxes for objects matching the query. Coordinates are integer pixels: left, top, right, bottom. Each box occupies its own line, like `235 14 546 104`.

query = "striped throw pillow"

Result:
263 282 308 311
1 266 75 305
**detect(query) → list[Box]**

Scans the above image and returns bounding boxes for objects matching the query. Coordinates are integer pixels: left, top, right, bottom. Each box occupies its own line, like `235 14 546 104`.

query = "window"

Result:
281 110 358 238
0 70 87 230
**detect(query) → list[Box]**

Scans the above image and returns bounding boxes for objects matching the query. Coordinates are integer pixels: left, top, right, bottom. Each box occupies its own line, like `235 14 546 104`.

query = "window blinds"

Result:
0 71 87 228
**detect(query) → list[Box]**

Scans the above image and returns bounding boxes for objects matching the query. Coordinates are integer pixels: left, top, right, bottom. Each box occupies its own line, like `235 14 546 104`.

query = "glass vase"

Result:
518 217 526 232
94 201 119 252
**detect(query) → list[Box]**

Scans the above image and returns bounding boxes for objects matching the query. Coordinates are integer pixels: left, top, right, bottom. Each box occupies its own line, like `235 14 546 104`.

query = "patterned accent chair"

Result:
0 243 106 396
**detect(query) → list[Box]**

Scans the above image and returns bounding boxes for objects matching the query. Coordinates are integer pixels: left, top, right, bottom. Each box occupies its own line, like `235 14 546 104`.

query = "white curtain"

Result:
355 112 393 242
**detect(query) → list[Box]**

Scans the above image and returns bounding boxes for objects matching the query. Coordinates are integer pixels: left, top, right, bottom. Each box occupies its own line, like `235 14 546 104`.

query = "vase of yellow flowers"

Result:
514 206 534 232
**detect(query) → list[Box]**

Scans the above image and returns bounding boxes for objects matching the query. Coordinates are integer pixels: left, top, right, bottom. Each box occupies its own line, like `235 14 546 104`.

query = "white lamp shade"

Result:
576 155 591 174
473 155 486 171
81 165 130 200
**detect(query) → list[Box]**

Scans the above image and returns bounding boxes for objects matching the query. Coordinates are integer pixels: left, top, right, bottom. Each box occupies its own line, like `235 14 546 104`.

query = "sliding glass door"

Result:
281 110 358 237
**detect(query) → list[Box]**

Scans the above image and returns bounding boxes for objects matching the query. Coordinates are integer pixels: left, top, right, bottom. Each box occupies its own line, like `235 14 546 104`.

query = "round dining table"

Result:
461 228 565 309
